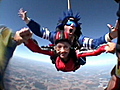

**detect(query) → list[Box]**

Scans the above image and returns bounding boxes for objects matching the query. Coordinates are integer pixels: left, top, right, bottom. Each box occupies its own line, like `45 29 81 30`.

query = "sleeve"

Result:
27 19 56 44
24 39 54 56
79 34 107 49
77 45 107 58
27 19 41 37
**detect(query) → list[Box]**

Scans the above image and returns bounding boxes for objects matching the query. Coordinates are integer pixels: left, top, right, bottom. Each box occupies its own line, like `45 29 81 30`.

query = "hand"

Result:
107 20 119 32
108 20 119 40
14 28 32 45
14 31 23 45
18 8 27 20
19 27 33 44
105 42 116 53
107 24 115 32
18 8 30 24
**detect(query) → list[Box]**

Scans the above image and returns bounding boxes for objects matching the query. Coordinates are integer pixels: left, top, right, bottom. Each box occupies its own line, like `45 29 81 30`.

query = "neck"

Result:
61 57 70 63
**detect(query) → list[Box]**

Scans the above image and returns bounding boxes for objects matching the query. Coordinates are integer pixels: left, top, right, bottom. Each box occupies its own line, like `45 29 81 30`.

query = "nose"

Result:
60 47 65 52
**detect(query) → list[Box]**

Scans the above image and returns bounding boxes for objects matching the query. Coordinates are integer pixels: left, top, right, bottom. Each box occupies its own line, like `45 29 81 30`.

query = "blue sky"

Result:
0 0 118 65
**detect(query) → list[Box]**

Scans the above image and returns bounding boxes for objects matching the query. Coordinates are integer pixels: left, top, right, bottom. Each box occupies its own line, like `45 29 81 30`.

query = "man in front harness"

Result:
17 28 116 72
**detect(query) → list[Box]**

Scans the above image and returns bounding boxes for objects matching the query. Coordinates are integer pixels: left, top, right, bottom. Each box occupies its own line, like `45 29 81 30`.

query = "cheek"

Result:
65 53 69 57
66 50 70 55
64 26 70 32
56 50 60 54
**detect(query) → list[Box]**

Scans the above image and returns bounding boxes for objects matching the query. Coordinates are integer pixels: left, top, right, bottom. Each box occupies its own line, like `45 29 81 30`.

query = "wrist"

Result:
24 17 31 24
109 33 113 40
105 33 112 42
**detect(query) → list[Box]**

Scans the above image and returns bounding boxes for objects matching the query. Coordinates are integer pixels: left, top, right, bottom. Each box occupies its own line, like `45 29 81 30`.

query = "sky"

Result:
0 0 119 66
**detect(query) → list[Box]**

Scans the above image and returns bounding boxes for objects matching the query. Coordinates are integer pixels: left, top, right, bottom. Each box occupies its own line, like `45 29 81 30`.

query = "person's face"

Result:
64 19 76 37
55 42 71 59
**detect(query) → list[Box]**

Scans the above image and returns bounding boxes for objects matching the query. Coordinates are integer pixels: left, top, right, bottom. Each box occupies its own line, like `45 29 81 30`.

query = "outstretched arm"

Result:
18 8 42 37
17 28 54 56
24 39 54 56
77 42 116 58
18 8 55 43
79 20 118 50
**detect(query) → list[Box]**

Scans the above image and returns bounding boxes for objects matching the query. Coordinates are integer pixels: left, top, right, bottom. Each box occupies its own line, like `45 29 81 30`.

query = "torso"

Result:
55 57 80 72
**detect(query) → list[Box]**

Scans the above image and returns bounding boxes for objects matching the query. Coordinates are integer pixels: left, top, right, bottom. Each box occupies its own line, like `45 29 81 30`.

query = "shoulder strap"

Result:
41 45 54 51
50 53 58 64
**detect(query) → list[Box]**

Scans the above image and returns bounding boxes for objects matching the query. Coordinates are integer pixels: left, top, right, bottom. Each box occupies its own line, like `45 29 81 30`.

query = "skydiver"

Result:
105 0 120 86
105 19 120 90
18 8 117 50
16 28 116 72
0 26 26 90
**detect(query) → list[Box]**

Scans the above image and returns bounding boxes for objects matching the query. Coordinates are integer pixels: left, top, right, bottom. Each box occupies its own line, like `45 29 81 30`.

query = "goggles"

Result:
66 21 77 27
55 44 70 51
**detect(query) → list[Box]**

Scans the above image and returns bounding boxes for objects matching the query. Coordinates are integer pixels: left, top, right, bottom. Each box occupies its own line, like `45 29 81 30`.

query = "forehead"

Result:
56 41 70 46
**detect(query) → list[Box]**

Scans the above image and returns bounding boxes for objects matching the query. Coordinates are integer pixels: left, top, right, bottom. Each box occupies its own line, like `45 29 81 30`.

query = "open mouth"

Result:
70 29 73 33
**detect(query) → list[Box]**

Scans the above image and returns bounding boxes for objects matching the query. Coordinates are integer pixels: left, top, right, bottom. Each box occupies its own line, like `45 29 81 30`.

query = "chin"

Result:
60 55 66 59
60 56 65 59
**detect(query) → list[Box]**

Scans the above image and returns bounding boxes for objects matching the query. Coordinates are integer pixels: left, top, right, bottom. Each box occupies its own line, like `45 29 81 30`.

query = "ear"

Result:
54 46 57 50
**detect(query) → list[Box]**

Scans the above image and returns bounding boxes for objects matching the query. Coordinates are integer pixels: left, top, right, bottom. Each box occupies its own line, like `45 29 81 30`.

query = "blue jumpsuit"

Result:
27 19 108 50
